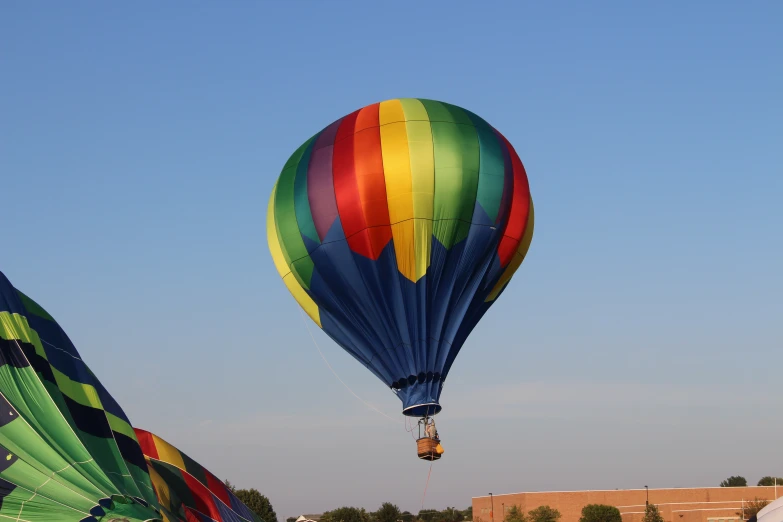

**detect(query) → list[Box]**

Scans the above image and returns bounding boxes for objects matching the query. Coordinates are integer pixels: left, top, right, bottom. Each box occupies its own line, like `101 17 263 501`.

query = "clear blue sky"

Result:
2 1 781 519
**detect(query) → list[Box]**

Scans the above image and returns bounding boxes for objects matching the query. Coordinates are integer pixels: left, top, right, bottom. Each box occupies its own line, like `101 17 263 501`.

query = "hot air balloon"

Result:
0 270 162 521
135 428 263 522
267 98 534 460
0 269 261 522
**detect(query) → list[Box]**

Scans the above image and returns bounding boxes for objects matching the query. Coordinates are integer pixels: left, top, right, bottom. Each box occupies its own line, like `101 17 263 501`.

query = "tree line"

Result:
720 475 783 487
225 480 278 522
289 504 474 522
225 494 478 522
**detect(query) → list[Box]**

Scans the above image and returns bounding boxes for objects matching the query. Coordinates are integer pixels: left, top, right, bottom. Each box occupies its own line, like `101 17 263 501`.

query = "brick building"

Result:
473 486 783 522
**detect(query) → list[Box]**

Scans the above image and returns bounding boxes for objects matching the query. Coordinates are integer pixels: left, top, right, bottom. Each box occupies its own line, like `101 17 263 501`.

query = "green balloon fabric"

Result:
0 269 265 522
0 269 163 521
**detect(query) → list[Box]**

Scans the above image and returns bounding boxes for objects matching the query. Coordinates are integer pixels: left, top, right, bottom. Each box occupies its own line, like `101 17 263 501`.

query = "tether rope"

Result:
299 310 437 507
421 461 434 509
300 309 399 423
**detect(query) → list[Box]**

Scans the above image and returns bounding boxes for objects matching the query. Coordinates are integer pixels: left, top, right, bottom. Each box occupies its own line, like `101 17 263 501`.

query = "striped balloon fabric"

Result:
0 269 262 522
136 429 262 522
0 270 162 521
268 98 534 416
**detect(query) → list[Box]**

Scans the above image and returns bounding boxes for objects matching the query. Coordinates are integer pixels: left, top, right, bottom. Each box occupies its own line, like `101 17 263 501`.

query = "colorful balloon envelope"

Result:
0 270 162 521
0 270 260 522
267 98 534 418
136 429 263 522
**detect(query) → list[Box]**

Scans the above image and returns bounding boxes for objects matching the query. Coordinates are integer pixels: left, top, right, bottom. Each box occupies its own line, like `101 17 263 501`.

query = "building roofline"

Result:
473 485 778 499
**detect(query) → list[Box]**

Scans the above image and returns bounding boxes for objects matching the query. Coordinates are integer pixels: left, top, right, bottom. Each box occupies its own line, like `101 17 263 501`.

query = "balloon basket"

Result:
416 437 442 461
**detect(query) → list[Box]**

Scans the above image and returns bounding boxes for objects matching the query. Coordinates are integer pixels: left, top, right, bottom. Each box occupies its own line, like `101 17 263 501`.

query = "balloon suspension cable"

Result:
299 309 400 424
421 461 433 510
405 417 417 440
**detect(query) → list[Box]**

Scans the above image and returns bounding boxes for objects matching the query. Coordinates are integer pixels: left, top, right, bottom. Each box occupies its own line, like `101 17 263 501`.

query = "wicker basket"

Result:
416 437 442 461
